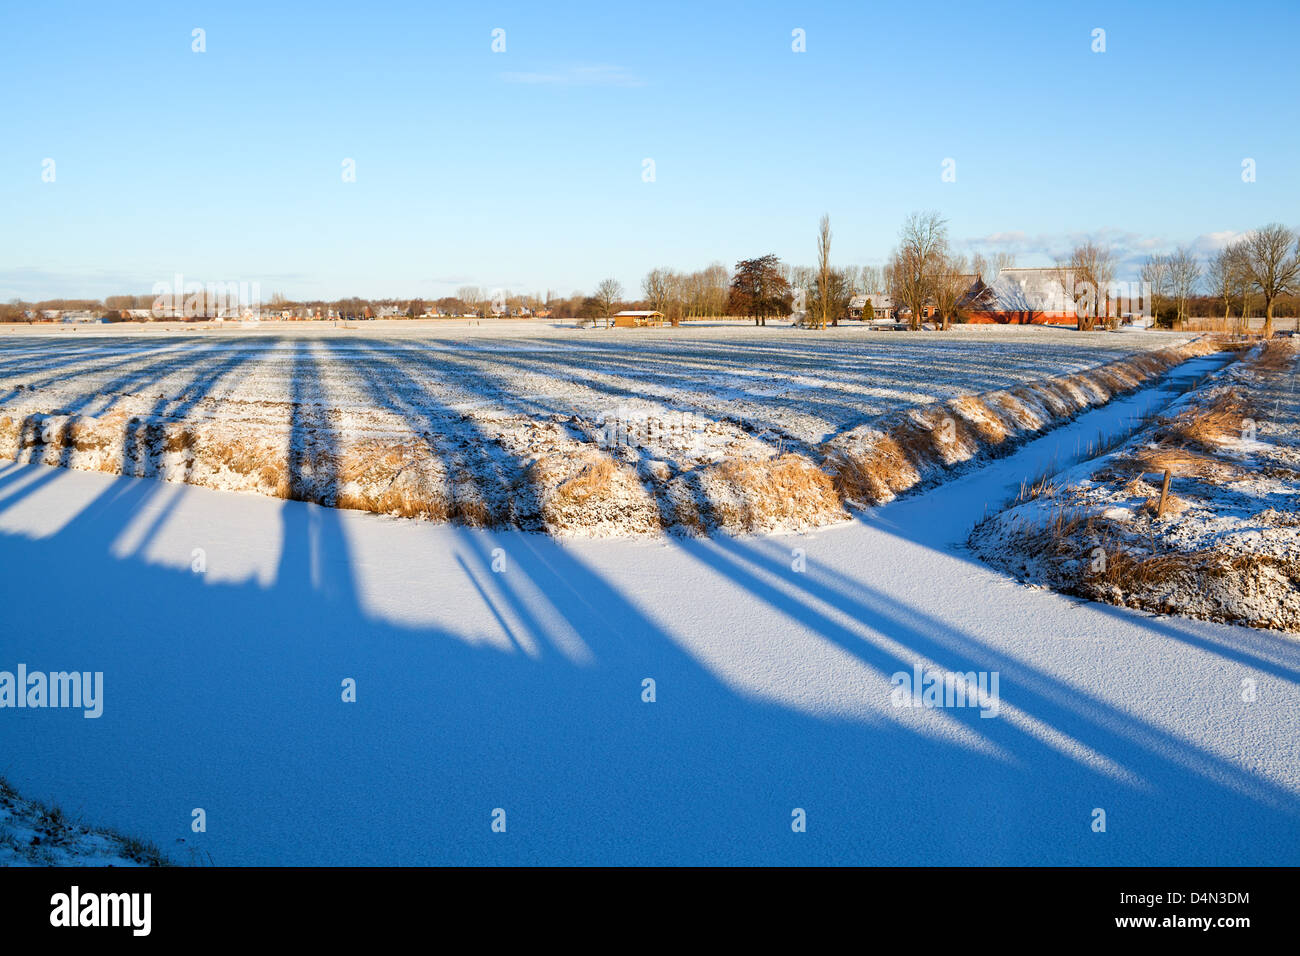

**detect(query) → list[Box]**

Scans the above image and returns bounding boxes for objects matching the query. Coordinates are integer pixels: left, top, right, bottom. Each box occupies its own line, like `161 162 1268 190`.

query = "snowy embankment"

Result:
0 777 166 866
971 340 1299 631
1 346 1297 865
0 328 1207 536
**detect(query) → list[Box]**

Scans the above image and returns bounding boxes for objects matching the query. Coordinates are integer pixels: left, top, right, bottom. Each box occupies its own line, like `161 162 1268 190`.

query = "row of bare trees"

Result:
463 219 1298 334
1139 249 1200 329
640 264 731 322
1142 224 1299 336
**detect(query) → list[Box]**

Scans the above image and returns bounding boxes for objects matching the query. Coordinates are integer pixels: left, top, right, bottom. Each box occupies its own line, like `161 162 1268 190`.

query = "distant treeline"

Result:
5 216 1300 328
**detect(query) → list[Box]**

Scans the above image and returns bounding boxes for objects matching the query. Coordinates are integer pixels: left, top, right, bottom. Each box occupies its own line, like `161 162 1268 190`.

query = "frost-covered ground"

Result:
1 350 1296 865
0 322 1193 450
0 777 166 867
971 340 1300 631
0 323 1197 535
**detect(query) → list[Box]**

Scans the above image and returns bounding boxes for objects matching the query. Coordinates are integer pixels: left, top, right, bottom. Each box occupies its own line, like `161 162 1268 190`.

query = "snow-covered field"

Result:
0 323 1198 535
1 346 1297 865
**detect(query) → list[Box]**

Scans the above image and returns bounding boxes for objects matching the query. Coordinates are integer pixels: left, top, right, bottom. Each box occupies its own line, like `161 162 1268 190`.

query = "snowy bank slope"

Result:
0 777 167 867
1 351 1297 865
971 340 1299 631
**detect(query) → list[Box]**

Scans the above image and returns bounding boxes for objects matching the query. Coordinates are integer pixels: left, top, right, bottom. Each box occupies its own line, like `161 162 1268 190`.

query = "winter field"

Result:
1 323 1297 866
0 322 1204 536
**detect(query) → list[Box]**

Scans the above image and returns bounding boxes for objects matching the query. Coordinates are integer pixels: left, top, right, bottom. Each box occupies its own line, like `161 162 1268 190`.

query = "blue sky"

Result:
3 0 1297 301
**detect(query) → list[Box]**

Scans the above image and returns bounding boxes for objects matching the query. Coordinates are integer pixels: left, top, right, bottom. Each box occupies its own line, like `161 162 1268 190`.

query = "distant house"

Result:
61 311 105 323
848 293 894 321
964 268 1079 325
612 310 667 327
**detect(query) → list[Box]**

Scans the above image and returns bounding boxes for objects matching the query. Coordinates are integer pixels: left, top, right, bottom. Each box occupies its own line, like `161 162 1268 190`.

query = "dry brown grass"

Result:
1110 446 1241 481
555 458 616 503
1250 338 1298 373
948 395 1010 443
704 453 847 530
828 434 921 505
1019 506 1200 594
1156 387 1252 450
1015 473 1059 504
1141 492 1189 518
978 337 1298 629
1100 341 1293 481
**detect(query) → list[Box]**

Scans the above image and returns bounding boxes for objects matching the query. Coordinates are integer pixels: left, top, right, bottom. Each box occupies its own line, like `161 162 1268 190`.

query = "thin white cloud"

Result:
960 228 1261 276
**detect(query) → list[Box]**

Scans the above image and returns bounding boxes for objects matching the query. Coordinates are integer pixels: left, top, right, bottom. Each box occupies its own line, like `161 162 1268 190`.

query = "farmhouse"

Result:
612 310 667 327
848 293 894 321
964 267 1078 325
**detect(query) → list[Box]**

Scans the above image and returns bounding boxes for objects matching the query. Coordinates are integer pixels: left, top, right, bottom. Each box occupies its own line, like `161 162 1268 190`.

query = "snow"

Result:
1 350 1297 865
0 782 159 867
971 342 1299 630
0 323 1190 459
0 324 1200 536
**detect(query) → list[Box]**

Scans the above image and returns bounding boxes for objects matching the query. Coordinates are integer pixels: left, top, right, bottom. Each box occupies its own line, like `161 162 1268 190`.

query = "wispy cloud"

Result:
500 64 646 88
960 228 1257 276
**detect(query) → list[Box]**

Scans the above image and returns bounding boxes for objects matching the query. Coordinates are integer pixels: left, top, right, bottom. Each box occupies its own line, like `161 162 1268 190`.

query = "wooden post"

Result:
1156 469 1172 518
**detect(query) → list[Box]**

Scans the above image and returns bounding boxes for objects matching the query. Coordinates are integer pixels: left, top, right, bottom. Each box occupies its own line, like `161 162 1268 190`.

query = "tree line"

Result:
4 220 1298 333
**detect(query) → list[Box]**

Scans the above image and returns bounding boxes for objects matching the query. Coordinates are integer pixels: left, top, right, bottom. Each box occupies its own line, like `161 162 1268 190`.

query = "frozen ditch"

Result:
971 340 1299 632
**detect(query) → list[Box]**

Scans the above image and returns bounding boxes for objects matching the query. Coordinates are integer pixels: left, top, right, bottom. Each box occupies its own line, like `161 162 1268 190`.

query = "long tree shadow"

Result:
690 530 1300 812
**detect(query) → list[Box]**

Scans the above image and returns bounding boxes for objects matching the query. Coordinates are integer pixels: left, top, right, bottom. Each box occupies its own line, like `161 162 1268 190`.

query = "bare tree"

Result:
1055 243 1116 330
814 214 834 329
891 211 948 330
972 251 1016 285
1168 246 1202 329
933 253 971 331
642 268 673 316
1139 255 1170 328
1240 223 1300 337
593 278 623 328
1083 243 1116 329
785 264 813 324
1227 242 1255 333
456 285 484 317
859 265 883 297
806 266 854 329
1204 245 1238 328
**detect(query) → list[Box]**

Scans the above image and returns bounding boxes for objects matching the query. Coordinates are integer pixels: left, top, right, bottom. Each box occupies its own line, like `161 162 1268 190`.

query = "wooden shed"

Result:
611 310 667 328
